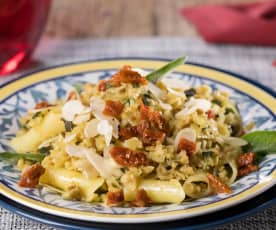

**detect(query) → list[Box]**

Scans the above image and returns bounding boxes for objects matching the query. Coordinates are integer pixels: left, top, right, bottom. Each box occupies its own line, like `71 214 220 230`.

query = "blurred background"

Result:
1 0 275 78
45 0 256 38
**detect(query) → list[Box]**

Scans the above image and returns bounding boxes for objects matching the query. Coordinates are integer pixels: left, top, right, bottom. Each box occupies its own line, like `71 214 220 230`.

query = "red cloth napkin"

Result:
181 0 276 46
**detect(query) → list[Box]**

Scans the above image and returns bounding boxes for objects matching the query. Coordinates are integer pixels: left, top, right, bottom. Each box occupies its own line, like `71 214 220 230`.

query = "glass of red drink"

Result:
0 0 51 75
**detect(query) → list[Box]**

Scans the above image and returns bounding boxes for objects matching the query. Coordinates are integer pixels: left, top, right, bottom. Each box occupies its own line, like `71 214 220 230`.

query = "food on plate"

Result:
1 57 275 207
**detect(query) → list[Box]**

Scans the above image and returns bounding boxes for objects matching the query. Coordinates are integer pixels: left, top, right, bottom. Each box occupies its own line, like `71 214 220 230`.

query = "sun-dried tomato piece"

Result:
99 66 147 91
66 91 78 101
109 146 151 167
119 125 139 140
119 122 165 145
98 80 107 92
238 164 259 177
237 152 256 167
18 163 45 188
237 152 259 177
178 138 196 156
207 173 232 194
206 110 216 119
103 100 124 118
140 101 168 131
106 190 124 206
137 100 168 146
109 66 147 86
152 112 168 132
140 101 151 120
137 121 166 146
34 101 50 109
118 100 167 145
132 189 151 207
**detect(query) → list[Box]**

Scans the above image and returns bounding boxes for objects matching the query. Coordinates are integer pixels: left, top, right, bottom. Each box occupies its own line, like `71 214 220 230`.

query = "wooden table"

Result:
45 0 255 38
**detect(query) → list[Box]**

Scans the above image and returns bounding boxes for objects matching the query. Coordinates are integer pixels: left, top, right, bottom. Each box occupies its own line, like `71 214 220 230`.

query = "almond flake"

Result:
162 78 189 90
97 120 113 146
84 119 100 138
62 100 86 121
176 98 211 119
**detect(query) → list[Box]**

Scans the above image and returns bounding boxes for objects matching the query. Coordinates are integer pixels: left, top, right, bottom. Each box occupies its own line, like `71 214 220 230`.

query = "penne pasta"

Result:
40 168 104 202
183 173 211 199
11 111 64 152
221 160 238 185
138 179 185 203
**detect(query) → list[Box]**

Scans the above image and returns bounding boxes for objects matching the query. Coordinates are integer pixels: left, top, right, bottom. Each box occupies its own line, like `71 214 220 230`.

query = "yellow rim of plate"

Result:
0 59 275 220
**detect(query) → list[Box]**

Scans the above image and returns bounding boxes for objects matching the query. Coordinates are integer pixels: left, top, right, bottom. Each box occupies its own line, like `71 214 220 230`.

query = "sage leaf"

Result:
242 130 276 155
0 152 47 162
145 57 187 83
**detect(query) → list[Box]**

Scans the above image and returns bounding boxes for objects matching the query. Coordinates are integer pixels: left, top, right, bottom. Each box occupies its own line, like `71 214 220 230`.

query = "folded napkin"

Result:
181 0 276 46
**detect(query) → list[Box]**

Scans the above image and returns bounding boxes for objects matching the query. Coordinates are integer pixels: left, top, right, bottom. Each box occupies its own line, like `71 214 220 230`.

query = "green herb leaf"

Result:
184 88 196 97
255 151 270 163
64 120 74 132
132 82 140 88
225 107 235 115
212 99 222 107
242 131 276 154
105 81 112 89
142 94 151 106
202 151 213 158
125 98 131 105
74 83 84 94
145 57 187 83
0 152 47 162
32 112 41 119
38 146 53 155
22 124 29 130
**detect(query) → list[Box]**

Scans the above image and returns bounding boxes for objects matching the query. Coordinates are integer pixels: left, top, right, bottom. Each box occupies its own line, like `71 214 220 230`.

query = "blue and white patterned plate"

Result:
0 58 275 224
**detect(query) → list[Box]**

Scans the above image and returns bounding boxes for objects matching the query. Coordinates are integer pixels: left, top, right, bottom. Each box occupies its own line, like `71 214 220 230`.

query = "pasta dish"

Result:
8 58 263 207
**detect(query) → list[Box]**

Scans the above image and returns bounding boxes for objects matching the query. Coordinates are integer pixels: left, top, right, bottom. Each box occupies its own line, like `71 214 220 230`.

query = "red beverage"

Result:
0 0 51 75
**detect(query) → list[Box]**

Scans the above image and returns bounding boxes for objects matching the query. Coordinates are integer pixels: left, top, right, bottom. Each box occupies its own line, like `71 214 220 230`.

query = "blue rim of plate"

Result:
0 186 275 230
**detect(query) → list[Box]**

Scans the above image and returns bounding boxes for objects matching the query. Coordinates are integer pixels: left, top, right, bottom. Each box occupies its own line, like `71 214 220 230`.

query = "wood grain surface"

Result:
45 0 255 38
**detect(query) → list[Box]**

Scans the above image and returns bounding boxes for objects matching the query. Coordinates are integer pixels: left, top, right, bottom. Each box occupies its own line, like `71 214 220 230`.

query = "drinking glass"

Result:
0 0 51 75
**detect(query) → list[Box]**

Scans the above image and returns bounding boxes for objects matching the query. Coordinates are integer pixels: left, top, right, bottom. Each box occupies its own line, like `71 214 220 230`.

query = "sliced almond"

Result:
97 120 113 146
176 98 211 119
84 119 100 138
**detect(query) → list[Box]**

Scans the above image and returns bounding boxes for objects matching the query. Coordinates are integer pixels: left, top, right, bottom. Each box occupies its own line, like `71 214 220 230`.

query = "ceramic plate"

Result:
0 186 275 229
0 58 275 224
